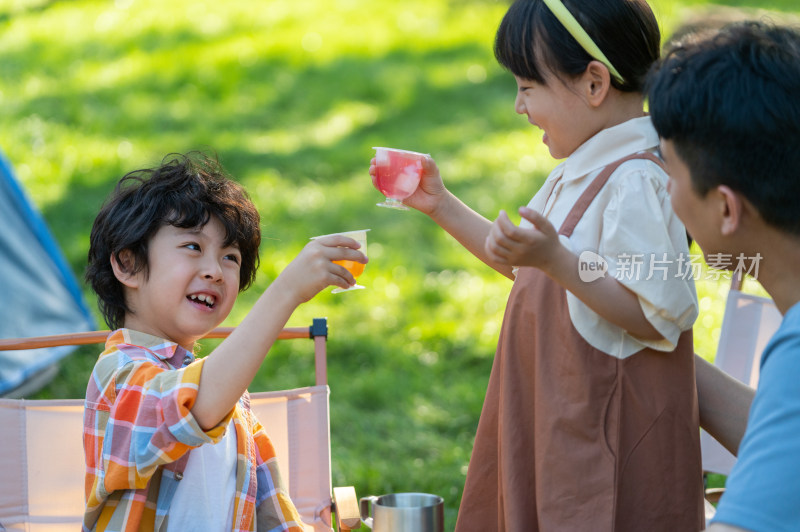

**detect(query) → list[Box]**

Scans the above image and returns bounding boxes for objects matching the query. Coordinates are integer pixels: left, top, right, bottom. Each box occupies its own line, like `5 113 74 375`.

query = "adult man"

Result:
647 20 800 532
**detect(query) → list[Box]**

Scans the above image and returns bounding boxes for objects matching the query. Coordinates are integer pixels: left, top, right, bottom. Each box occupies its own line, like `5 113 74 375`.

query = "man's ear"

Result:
717 185 743 236
583 60 611 107
110 250 140 288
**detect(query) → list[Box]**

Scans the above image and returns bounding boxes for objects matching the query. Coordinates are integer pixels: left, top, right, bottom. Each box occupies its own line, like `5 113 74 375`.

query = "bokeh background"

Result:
3 0 798 528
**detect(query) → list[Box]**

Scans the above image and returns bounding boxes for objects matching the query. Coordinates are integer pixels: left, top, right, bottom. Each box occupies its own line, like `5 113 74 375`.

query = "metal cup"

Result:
360 492 444 532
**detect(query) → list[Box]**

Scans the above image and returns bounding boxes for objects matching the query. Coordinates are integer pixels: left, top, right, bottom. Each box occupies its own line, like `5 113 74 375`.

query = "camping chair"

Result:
700 273 783 516
0 318 361 532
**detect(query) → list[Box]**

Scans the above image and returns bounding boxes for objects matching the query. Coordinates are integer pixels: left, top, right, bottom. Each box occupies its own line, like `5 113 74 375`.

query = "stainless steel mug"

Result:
360 492 444 532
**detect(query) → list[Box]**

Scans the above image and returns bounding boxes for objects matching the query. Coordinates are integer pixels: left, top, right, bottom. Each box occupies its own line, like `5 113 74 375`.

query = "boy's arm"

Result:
695 354 754 456
193 281 301 429
192 236 366 430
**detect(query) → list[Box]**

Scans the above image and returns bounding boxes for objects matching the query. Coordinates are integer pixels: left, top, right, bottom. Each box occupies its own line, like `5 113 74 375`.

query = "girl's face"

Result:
513 73 594 160
120 215 241 349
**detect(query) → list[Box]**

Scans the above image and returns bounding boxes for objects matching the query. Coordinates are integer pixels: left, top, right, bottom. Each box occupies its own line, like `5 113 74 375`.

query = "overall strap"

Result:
558 152 664 237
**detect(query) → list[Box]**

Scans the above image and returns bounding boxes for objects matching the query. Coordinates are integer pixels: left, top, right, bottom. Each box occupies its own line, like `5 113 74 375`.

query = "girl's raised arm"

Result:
373 155 517 279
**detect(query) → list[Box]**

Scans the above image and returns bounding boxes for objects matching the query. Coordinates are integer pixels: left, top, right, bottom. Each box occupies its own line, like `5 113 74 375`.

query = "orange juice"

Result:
334 259 365 279
310 229 369 293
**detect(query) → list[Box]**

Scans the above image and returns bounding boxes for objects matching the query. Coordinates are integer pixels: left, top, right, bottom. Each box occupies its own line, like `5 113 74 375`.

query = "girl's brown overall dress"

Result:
455 153 705 532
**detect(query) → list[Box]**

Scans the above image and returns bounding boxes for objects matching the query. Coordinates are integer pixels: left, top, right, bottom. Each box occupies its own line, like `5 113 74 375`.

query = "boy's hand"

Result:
277 236 368 303
485 207 565 272
369 155 446 216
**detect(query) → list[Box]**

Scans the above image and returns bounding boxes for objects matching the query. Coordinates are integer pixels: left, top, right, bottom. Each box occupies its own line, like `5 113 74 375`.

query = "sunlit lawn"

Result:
2 0 796 528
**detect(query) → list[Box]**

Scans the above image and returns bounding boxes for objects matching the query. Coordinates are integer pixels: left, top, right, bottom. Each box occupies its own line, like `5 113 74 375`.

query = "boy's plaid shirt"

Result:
82 329 305 532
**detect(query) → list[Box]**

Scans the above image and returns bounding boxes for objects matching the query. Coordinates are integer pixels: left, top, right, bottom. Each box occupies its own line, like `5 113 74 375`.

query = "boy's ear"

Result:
717 185 743 236
110 250 140 288
583 60 611 107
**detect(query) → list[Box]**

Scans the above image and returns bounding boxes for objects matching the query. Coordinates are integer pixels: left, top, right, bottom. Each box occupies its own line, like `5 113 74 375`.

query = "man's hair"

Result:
494 0 661 93
86 151 261 329
648 20 800 234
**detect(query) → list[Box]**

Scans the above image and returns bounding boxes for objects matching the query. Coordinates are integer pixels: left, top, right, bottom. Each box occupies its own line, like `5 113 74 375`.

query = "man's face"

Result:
660 139 716 254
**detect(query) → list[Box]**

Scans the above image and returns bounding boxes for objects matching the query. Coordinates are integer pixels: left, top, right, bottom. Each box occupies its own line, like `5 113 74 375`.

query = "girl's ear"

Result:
110 250 140 288
583 60 611 107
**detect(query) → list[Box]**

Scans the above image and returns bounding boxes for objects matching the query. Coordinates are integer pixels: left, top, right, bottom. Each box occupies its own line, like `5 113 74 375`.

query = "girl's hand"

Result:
369 155 447 216
276 235 368 303
485 207 565 272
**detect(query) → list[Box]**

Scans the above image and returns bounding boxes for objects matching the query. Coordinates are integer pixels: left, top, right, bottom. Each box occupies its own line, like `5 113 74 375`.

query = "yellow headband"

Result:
541 0 625 83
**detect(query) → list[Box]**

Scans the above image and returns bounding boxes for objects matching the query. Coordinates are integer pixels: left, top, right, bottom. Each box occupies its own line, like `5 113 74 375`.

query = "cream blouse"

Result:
518 116 698 359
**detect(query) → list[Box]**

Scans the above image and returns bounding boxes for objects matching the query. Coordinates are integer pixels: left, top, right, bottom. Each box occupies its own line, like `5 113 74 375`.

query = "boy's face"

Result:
120 215 241 348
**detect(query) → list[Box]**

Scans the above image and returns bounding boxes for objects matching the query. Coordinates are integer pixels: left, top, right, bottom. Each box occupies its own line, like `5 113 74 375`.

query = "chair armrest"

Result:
333 486 361 531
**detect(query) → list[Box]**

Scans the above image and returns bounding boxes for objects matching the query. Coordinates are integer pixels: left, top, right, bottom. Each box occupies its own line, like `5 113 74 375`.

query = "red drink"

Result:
373 147 426 210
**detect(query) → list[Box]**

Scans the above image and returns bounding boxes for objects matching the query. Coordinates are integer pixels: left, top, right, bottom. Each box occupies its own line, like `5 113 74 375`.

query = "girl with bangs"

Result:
372 1 704 530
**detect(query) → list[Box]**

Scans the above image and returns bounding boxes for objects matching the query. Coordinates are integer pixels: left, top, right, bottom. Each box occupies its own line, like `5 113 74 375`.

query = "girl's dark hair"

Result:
494 0 661 92
86 152 261 329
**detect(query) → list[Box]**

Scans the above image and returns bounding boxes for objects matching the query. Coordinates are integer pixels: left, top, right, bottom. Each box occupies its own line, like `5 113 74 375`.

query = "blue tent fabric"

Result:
0 150 95 395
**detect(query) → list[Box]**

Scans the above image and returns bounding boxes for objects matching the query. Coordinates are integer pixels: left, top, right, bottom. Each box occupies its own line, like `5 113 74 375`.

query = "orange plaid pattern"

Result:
83 329 305 531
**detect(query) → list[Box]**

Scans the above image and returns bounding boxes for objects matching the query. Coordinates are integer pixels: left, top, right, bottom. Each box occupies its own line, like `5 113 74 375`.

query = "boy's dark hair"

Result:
647 20 800 235
494 0 660 92
86 152 261 330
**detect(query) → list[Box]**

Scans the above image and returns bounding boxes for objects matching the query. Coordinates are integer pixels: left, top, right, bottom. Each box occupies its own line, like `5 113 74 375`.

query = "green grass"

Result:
2 0 795 529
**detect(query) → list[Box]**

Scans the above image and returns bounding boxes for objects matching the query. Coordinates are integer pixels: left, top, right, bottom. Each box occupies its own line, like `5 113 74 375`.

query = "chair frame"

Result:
0 317 331 387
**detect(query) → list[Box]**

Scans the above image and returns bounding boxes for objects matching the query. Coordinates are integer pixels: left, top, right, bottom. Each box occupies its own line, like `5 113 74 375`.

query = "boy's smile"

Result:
188 292 217 309
119 215 241 349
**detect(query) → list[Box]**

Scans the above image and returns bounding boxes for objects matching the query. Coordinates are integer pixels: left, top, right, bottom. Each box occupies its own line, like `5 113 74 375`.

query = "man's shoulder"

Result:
780 301 800 329
761 304 800 368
